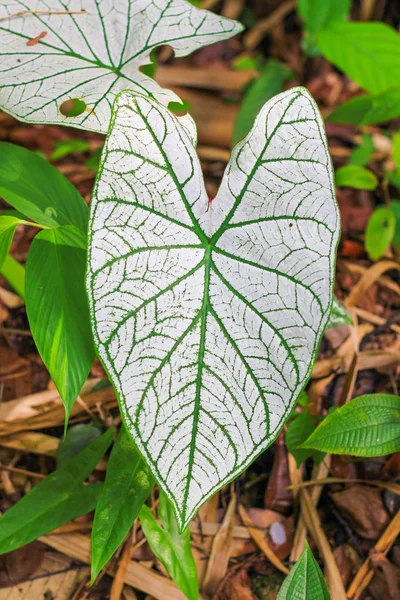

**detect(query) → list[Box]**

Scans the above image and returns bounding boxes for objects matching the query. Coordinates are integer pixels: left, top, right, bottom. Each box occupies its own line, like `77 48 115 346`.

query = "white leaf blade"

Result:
0 0 242 133
87 88 340 530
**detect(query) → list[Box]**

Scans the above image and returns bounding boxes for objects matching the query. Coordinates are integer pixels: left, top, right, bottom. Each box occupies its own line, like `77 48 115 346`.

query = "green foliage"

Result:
51 139 90 162
365 207 396 261
328 87 400 126
326 297 352 329
390 200 400 246
0 429 113 555
57 424 103 467
232 60 293 145
0 215 25 270
335 165 378 190
0 143 88 232
0 254 25 299
298 0 350 56
91 427 153 583
318 22 400 95
302 394 400 457
286 411 325 468
349 134 374 167
139 491 199 600
26 225 95 425
277 541 330 599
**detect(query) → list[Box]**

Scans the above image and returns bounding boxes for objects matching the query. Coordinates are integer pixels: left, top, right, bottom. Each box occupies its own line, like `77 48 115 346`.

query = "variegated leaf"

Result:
0 0 242 134
87 87 340 530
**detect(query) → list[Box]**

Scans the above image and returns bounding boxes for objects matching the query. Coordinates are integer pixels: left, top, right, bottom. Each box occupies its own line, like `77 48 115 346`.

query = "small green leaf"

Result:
349 134 374 167
0 254 25 299
26 225 95 425
0 216 25 271
335 165 378 190
51 139 90 162
298 0 350 56
139 492 199 600
326 297 352 329
58 424 103 467
0 143 88 232
392 133 400 171
277 541 330 600
0 429 113 555
365 207 396 261
286 411 325 468
302 394 400 457
390 200 400 246
232 60 293 145
91 427 153 583
318 22 400 95
328 87 400 126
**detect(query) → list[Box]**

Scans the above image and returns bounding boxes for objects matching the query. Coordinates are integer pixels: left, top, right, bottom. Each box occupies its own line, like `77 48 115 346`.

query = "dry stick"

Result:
0 10 86 22
347 510 400 599
244 0 297 50
111 530 134 600
288 477 400 496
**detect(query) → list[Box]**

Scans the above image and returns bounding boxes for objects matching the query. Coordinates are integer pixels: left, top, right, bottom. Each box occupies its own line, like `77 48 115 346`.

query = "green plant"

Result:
277 541 330 599
302 394 400 457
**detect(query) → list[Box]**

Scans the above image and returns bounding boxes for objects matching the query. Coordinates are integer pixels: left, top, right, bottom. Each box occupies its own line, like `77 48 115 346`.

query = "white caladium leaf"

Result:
0 1 242 135
87 88 340 530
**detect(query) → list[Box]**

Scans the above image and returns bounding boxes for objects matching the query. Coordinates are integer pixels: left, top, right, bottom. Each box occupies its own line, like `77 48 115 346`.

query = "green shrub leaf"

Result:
349 134 374 167
277 541 330 599
0 143 88 232
298 0 350 56
390 200 400 246
232 60 293 146
0 1 242 134
286 411 325 468
0 429 113 555
91 427 153 583
26 225 95 424
302 394 400 457
328 87 400 126
317 22 400 95
365 207 396 261
335 165 378 190
139 492 199 600
0 215 26 271
87 88 340 529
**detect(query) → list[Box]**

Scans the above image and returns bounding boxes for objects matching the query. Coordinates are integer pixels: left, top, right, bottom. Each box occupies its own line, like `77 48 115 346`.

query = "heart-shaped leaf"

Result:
0 1 242 134
87 88 340 530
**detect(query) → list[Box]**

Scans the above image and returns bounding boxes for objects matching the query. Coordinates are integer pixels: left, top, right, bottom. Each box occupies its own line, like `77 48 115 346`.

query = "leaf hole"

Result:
59 98 87 118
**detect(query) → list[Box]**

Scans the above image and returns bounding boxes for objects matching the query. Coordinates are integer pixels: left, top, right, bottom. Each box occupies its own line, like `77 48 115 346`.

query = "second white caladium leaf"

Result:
0 0 242 134
87 87 340 530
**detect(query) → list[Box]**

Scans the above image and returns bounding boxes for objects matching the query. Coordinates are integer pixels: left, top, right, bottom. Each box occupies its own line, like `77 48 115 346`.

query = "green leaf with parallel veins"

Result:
328 87 400 126
317 22 400 95
232 60 293 146
390 200 400 246
91 426 153 583
365 207 396 261
302 394 400 457
335 165 378 190
57 423 103 467
0 215 25 271
26 225 95 424
277 541 330 600
0 143 88 232
87 88 340 530
0 429 113 554
0 1 242 135
326 297 352 329
139 491 198 600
